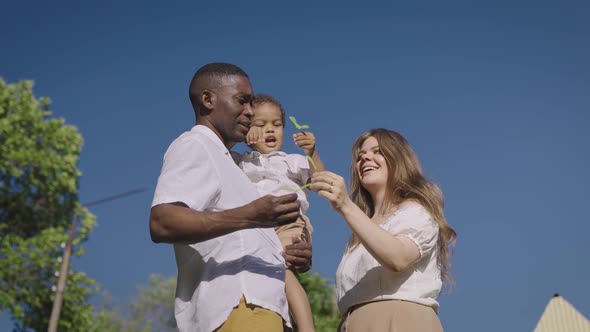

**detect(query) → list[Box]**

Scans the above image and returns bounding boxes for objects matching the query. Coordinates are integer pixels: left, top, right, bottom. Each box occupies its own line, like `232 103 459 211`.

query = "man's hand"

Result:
283 236 313 273
243 193 301 228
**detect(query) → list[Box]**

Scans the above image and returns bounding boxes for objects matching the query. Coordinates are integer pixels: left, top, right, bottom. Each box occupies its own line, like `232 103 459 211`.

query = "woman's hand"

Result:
310 171 352 213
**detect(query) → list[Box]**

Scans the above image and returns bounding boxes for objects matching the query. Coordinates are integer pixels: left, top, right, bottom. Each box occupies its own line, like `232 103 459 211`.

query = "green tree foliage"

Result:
128 274 177 331
92 274 176 332
0 79 97 331
298 272 341 332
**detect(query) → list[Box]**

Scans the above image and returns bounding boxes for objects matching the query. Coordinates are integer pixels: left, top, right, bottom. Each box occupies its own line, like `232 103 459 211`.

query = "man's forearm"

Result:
149 203 255 244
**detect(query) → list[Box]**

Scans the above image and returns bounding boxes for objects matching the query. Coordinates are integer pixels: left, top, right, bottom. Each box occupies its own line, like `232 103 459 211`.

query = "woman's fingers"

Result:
310 171 347 207
312 172 344 189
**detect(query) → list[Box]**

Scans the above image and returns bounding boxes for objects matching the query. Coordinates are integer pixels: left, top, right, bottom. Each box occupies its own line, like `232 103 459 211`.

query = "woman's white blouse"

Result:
336 202 442 314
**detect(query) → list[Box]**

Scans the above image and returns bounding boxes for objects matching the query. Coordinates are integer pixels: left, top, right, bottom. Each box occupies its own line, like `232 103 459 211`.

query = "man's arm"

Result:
150 193 300 244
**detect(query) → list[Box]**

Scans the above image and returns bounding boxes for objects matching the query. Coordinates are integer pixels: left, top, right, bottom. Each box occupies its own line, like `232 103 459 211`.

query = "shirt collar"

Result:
248 150 287 159
191 125 231 155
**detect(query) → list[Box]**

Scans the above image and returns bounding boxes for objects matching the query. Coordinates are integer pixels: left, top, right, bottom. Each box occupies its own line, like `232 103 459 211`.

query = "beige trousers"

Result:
214 296 284 332
338 300 443 332
275 214 313 247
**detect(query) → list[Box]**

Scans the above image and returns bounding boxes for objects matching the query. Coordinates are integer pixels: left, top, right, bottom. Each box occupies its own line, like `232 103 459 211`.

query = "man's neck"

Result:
195 119 235 150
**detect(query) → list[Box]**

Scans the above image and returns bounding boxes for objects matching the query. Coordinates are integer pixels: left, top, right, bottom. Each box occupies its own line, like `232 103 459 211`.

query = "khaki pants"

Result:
214 296 284 332
275 214 313 247
339 300 443 332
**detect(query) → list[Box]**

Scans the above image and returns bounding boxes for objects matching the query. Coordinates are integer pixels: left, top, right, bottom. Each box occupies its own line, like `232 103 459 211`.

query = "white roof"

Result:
534 294 590 332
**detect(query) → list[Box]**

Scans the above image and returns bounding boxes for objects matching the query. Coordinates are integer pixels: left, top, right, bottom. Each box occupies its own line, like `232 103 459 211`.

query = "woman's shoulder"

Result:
397 200 428 215
391 200 436 227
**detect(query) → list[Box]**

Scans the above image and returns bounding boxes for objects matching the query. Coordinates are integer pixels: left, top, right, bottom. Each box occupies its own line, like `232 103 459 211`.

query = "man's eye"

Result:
238 96 252 105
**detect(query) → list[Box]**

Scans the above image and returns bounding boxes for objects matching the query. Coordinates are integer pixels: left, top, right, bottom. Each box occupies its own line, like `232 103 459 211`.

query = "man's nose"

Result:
244 104 254 117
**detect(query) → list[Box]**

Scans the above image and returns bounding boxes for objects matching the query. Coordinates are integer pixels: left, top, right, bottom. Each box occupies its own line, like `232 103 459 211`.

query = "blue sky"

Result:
2 1 589 330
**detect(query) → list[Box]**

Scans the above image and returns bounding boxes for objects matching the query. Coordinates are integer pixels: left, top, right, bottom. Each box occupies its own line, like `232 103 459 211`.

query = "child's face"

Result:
250 103 284 154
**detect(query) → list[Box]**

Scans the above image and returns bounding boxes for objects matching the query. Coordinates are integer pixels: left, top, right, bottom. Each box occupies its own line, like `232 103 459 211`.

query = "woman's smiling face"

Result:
356 136 389 192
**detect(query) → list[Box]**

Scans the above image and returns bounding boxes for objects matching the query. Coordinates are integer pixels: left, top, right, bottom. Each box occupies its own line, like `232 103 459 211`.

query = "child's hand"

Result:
246 126 264 145
294 132 316 156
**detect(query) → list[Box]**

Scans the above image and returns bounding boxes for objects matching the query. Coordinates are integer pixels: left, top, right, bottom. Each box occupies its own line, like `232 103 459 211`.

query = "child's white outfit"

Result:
234 150 313 244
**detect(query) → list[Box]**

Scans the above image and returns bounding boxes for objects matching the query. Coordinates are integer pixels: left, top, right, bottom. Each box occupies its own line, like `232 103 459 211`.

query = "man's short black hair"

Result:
189 62 249 113
193 62 249 82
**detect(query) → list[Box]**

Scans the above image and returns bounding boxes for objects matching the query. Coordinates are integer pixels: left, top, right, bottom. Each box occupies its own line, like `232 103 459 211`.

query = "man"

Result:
150 63 312 332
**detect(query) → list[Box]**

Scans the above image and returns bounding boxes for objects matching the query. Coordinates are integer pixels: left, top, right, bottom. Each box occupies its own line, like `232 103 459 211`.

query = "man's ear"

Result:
201 90 215 112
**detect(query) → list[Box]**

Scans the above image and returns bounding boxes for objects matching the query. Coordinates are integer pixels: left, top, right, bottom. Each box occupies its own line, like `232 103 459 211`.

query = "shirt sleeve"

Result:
285 154 311 186
230 150 240 165
151 135 221 211
384 202 439 258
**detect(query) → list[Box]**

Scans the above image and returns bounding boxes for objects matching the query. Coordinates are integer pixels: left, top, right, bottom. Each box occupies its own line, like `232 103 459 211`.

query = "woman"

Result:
310 128 456 331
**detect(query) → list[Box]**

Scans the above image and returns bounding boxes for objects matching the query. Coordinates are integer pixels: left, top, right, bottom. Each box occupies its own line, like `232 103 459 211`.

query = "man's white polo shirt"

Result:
152 125 289 332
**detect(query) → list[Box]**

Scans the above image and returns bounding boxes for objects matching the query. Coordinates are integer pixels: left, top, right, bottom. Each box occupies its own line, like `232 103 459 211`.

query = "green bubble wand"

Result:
289 157 318 191
289 116 310 130
288 116 317 192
